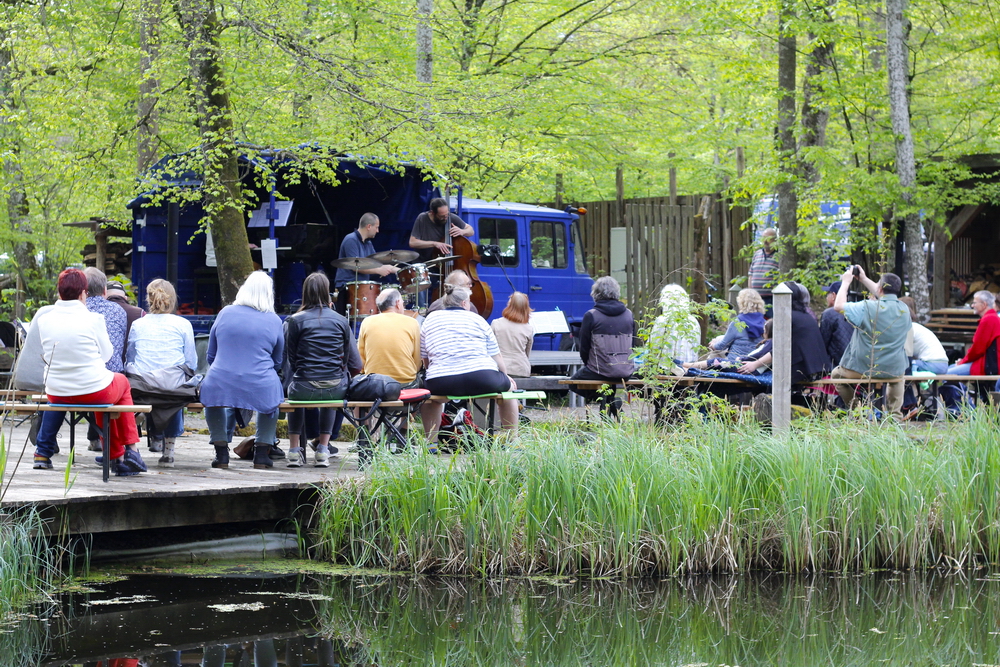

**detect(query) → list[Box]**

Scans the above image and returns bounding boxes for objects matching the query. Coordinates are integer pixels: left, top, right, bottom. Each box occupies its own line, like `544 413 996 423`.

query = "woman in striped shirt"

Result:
420 286 518 442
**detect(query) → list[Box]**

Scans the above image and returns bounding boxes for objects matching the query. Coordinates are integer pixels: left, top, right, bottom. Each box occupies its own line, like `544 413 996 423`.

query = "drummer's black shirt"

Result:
411 212 468 262
334 230 376 287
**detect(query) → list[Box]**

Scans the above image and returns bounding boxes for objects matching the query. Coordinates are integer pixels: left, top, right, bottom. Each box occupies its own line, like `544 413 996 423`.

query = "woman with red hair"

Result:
35 268 146 475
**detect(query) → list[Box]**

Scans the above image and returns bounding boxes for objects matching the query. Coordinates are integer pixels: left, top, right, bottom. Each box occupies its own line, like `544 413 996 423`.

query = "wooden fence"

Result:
577 194 752 316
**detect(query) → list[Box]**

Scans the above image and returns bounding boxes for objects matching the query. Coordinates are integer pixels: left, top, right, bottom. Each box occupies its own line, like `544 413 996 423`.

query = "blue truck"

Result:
127 149 594 345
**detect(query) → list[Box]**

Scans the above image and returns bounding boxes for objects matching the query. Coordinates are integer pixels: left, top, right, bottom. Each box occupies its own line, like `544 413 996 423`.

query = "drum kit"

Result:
330 249 459 320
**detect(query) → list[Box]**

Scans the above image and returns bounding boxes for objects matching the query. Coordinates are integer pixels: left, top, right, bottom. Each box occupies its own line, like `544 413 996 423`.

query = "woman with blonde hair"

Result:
126 278 198 467
490 291 534 378
199 271 284 470
683 288 765 370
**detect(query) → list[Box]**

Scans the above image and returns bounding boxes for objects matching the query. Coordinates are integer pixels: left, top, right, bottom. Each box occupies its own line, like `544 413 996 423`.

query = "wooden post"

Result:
736 146 746 178
772 282 793 431
693 196 711 346
555 173 564 210
931 224 947 313
668 152 677 206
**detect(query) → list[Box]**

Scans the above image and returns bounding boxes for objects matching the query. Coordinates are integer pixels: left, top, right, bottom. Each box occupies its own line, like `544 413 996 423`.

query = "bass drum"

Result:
398 263 431 293
347 281 381 318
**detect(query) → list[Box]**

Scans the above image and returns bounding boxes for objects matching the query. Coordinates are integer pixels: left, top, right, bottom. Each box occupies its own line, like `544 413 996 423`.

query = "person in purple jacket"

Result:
199 271 284 470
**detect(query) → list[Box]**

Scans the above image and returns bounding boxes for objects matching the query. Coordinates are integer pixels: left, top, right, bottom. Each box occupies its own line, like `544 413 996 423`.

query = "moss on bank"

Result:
313 413 1000 575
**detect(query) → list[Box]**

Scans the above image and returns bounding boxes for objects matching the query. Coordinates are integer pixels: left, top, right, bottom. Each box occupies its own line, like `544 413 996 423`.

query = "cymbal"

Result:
329 256 383 270
424 255 460 266
369 249 419 264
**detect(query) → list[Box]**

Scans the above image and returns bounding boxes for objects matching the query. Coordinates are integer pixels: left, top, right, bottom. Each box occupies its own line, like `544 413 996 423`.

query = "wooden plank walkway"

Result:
0 415 363 510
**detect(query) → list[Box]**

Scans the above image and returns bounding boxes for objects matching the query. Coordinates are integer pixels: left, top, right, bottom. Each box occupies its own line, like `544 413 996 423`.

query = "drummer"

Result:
408 197 474 262
334 213 399 316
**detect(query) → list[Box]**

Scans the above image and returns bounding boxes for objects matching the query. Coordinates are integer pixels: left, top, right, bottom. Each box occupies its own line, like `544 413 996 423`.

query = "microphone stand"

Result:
482 244 516 293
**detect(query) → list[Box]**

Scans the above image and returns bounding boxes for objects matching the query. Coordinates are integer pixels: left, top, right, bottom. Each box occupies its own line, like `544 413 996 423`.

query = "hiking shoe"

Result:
269 444 286 460
286 448 306 468
88 439 102 452
211 444 230 469
33 455 53 470
124 448 148 472
253 444 274 469
314 449 330 468
111 459 141 477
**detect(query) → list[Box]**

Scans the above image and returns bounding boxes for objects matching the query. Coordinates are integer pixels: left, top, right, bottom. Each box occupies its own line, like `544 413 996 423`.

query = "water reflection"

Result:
10 570 1000 665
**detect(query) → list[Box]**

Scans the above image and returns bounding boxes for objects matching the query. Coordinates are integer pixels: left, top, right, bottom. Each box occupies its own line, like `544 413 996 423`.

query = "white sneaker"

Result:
286 449 306 468
314 449 330 468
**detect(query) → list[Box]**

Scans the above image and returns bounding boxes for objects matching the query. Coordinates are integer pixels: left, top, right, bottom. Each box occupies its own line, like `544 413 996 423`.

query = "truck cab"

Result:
453 197 593 341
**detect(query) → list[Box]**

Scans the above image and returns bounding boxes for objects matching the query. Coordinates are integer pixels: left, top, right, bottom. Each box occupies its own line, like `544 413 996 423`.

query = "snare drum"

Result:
346 281 381 318
398 263 432 293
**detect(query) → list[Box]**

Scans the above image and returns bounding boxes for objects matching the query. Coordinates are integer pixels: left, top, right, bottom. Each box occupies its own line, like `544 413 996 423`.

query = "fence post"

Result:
771 282 793 431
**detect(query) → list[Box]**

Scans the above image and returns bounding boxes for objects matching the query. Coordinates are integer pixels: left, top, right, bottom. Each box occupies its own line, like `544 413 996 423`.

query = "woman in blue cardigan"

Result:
199 271 284 470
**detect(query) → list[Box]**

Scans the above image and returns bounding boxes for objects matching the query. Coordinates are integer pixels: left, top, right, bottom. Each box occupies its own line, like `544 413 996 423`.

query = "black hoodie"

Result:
579 299 640 376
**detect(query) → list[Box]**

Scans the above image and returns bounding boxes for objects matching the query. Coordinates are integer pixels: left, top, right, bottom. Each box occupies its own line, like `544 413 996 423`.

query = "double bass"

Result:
438 215 493 319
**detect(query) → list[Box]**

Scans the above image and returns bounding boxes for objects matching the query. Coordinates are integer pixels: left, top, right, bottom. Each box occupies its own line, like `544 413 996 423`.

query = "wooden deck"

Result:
0 415 363 535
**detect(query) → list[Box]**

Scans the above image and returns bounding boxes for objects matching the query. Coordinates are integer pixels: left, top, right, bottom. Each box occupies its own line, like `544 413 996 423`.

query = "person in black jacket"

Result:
737 282 830 383
819 280 852 369
283 272 362 468
570 277 640 419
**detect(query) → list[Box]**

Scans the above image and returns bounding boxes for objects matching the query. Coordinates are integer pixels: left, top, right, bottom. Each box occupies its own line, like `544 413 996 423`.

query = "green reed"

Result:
311 573 1000 666
314 412 1000 575
0 507 55 617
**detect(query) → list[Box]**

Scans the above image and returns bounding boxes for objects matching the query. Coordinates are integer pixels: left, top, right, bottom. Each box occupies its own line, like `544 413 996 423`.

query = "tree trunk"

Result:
416 0 433 83
776 4 798 274
800 26 834 185
137 0 161 174
176 0 254 305
885 0 929 319
0 29 38 316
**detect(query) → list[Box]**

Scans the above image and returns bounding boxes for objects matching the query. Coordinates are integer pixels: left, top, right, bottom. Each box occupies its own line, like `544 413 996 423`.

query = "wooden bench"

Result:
428 391 547 434
186 389 432 461
0 402 152 482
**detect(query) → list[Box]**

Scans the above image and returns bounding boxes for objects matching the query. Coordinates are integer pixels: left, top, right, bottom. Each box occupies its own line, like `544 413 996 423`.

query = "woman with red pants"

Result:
37 269 146 476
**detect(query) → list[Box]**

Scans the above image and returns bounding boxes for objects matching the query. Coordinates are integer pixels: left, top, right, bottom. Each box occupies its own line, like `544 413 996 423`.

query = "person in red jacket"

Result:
948 290 1000 376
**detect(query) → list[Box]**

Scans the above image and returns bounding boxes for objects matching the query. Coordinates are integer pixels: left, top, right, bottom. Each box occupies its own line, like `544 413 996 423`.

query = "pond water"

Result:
8 567 1000 666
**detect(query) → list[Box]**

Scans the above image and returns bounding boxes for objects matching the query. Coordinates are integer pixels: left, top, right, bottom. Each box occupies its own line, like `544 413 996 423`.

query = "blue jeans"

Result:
34 411 65 459
205 407 278 447
148 410 184 439
947 362 972 375
913 359 948 375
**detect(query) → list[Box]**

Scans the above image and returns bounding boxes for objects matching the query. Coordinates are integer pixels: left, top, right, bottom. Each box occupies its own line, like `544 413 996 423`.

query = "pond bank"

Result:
314 414 1000 575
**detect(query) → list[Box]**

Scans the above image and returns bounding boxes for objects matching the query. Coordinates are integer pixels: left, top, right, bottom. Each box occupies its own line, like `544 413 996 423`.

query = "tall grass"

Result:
315 412 1000 575
0 507 56 617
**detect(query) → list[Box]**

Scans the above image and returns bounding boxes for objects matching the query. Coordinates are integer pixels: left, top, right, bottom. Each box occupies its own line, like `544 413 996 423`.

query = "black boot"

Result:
211 443 230 469
253 444 274 469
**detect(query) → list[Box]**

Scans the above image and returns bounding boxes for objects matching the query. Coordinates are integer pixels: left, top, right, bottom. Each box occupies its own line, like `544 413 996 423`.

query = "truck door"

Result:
527 218 575 317
474 216 525 314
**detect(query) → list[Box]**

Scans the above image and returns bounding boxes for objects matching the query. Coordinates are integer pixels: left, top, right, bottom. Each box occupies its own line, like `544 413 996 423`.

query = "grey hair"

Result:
443 286 471 309
377 288 402 311
84 267 107 297
233 271 275 313
975 290 996 309
591 276 621 302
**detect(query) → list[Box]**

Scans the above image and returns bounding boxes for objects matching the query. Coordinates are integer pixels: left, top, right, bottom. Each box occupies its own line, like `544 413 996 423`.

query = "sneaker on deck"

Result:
269 444 286 460
33 455 53 470
314 449 329 468
286 449 306 468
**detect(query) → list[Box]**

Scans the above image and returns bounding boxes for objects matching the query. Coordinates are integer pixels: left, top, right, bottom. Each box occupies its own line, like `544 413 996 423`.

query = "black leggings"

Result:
426 369 511 397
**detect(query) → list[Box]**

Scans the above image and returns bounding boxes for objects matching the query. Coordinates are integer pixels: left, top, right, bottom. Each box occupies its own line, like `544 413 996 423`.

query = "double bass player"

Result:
409 198 475 260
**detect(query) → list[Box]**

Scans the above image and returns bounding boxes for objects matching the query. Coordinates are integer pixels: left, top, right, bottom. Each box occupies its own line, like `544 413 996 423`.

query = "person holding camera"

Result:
831 266 911 418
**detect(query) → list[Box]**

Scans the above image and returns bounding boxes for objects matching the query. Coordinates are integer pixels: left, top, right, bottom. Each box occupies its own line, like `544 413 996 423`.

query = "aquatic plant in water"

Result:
314 412 1000 575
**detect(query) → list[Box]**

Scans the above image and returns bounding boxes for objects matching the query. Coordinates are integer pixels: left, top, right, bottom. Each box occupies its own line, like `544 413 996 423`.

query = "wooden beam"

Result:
947 203 986 238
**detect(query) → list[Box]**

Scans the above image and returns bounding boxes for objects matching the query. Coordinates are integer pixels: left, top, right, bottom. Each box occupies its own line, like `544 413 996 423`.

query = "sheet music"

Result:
530 310 570 335
248 200 294 228
261 238 278 269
